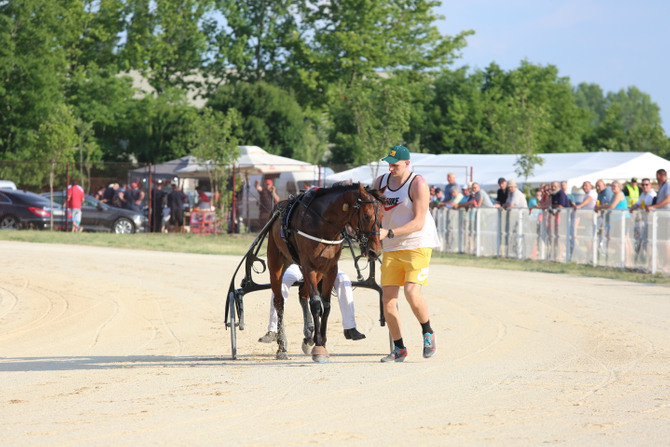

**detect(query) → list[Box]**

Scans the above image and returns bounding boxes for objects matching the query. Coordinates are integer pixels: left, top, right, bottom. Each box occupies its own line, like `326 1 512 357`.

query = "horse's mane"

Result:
312 182 386 203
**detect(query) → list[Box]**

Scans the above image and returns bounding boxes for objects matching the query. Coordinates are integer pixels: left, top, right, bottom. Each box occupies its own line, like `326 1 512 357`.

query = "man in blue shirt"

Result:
551 181 571 208
595 179 614 207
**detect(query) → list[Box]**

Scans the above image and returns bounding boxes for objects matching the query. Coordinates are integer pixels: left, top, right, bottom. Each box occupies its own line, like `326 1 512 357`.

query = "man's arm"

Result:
270 185 280 202
574 194 593 209
648 193 670 210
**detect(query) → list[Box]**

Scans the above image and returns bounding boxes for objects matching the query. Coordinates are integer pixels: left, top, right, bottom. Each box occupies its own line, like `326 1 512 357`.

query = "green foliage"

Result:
122 90 200 163
329 77 411 166
1 0 668 187
207 81 309 159
0 0 69 156
184 107 240 223
120 0 210 93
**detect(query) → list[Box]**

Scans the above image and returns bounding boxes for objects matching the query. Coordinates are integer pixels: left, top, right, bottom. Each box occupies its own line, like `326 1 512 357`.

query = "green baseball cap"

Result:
382 145 410 164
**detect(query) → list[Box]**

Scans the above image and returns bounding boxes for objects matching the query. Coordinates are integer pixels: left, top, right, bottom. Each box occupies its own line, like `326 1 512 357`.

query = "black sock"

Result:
394 338 405 349
421 321 433 335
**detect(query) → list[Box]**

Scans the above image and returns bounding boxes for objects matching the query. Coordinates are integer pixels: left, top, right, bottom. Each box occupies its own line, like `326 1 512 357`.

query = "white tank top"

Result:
381 172 440 252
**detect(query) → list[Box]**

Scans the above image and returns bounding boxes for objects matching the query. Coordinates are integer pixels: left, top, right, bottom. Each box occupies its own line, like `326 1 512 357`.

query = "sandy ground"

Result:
1 241 669 446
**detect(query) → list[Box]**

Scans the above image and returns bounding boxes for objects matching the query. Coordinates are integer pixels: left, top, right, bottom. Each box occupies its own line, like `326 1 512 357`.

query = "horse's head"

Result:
351 184 385 261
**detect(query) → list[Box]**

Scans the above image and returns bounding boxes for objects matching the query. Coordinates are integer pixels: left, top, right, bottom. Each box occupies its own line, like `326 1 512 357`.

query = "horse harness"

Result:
278 187 382 265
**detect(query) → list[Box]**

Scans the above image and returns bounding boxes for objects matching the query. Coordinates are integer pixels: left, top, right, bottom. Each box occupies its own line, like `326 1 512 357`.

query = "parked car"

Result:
41 192 148 233
0 190 68 230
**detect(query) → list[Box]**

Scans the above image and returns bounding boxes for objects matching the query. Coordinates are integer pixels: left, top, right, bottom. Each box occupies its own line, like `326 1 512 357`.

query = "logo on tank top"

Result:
384 197 400 211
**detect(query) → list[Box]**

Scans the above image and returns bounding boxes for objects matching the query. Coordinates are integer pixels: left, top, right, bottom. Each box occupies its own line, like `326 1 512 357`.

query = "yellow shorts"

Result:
381 248 433 286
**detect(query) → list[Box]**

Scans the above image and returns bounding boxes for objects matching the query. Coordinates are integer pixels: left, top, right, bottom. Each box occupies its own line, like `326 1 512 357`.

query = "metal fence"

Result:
432 207 670 275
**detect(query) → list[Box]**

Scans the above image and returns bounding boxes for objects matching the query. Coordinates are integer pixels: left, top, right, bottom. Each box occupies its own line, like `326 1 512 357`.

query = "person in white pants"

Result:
259 264 366 342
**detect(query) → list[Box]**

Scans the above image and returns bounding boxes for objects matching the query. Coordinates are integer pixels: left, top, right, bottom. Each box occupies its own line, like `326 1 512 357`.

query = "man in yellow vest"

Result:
623 177 640 207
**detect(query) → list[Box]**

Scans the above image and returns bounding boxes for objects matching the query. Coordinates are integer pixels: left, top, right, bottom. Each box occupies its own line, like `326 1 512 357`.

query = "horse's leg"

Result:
304 270 327 362
317 269 337 355
299 284 315 355
267 230 288 360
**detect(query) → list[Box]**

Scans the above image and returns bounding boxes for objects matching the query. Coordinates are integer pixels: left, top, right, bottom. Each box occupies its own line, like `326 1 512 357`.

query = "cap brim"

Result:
382 156 399 164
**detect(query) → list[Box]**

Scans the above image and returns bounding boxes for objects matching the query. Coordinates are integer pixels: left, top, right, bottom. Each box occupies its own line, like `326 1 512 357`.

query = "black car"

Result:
0 190 68 230
41 192 148 233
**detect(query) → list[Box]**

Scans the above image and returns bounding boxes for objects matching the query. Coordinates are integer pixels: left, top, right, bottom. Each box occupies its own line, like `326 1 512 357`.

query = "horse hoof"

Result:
276 351 289 360
311 345 329 363
301 338 315 355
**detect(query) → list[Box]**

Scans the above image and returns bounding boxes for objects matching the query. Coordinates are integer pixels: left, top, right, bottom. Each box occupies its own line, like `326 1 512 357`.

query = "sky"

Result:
436 0 670 134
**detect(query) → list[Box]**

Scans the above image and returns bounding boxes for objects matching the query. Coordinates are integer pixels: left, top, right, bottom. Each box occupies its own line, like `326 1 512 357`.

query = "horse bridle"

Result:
294 188 382 252
350 192 382 251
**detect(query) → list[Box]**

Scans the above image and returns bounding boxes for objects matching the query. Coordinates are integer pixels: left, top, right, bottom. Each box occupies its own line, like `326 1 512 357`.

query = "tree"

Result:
583 87 669 154
121 0 210 94
207 81 310 159
122 89 200 163
186 107 240 222
31 104 79 229
0 0 69 157
74 119 102 193
203 0 299 91
329 77 411 170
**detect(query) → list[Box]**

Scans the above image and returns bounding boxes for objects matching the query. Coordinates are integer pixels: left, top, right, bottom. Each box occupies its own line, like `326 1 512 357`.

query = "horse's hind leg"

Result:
300 297 315 355
274 294 289 360
267 229 288 360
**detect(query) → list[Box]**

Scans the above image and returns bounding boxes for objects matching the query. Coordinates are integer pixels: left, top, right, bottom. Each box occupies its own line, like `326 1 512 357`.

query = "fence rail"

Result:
431 207 670 275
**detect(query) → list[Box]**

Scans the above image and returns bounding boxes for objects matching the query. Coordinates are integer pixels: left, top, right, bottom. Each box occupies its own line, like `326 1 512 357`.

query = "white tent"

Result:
326 152 670 193
175 145 319 177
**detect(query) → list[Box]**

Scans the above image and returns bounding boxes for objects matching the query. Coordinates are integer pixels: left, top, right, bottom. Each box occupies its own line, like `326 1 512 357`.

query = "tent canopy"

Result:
175 145 319 178
326 152 670 192
129 155 201 180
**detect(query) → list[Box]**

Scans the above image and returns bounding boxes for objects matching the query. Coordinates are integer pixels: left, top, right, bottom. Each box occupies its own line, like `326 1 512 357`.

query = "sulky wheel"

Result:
227 291 237 360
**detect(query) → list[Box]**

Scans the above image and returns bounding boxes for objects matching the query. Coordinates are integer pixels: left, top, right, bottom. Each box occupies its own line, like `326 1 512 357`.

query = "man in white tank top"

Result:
374 145 439 362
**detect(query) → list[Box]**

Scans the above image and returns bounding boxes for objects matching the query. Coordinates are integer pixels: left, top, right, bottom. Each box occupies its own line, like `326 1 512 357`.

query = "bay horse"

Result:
266 182 385 362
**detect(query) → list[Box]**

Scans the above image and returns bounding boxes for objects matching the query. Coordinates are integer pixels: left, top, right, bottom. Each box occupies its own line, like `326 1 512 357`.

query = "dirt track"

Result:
1 241 669 446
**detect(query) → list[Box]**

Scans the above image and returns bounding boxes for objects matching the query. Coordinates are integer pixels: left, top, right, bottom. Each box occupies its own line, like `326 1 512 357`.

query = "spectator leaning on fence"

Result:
623 177 641 207
600 181 628 211
502 180 527 209
630 178 657 211
595 180 614 209
561 181 575 205
446 186 463 209
646 169 670 270
430 188 445 209
647 169 670 211
496 177 508 208
551 181 571 209
528 188 541 208
453 184 472 210
462 182 495 209
573 181 597 210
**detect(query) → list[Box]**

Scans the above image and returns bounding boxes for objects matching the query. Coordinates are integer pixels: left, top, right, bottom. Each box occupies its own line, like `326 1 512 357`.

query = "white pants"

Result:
267 264 356 332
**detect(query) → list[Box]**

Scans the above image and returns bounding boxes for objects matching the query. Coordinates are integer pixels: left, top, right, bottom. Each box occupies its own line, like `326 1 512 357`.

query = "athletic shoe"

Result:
258 331 278 343
380 346 407 363
423 332 436 358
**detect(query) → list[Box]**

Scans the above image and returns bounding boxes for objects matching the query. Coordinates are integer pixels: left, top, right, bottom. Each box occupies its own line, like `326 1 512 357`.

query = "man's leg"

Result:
382 285 402 341
336 271 365 339
404 281 436 358
335 272 356 330
260 265 302 342
403 282 429 324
